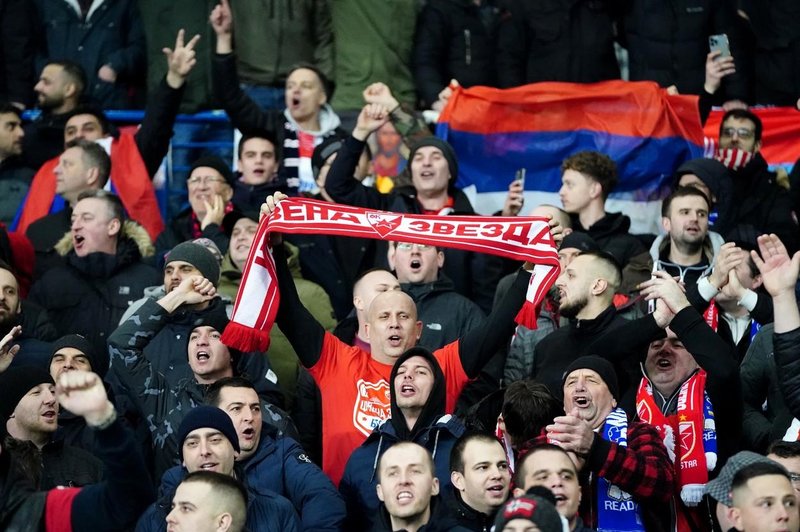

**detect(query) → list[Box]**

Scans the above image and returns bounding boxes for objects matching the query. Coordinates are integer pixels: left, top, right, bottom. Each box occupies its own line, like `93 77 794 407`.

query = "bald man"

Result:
266 203 542 485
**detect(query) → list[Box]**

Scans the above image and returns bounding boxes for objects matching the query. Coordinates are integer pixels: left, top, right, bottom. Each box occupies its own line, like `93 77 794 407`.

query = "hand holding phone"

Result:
709 34 731 59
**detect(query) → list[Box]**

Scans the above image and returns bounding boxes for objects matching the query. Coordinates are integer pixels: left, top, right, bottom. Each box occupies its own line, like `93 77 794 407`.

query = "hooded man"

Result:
674 157 735 237
340 347 465 530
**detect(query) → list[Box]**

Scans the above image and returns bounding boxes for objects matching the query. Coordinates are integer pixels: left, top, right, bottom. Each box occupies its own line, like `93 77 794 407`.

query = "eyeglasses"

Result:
720 127 755 139
395 243 433 251
187 175 226 186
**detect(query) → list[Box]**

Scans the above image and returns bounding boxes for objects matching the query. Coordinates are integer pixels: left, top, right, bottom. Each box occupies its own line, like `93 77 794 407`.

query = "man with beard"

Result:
0 262 56 367
650 186 722 287
529 250 631 399
716 109 799 254
22 61 84 169
340 348 466 530
0 103 33 225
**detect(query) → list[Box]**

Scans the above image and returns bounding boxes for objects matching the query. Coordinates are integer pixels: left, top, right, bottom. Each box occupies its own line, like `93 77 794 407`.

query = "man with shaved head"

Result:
263 193 545 485
529 250 631 399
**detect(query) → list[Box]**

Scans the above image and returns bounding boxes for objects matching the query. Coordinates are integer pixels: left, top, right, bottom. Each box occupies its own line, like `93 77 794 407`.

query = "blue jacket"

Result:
241 422 345 531
136 465 300 532
340 414 465 531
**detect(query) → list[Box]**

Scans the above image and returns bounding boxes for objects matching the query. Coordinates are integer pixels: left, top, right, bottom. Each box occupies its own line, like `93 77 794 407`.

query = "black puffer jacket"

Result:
773 326 800 426
27 221 161 359
621 0 749 100
495 0 621 88
413 0 499 107
403 276 485 350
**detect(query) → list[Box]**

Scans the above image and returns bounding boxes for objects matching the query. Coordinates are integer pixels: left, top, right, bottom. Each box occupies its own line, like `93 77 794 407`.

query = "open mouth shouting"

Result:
195 350 211 363
73 233 85 251
572 394 591 409
41 409 57 423
241 426 256 443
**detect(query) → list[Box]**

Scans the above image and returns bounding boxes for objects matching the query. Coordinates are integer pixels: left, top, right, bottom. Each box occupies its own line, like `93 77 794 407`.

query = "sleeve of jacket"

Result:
739 326 775 451
273 244 327 369
312 0 334 80
134 77 185 177
710 0 749 101
0 0 36 105
280 435 347 531
494 2 528 88
70 418 156 531
412 6 451 107
458 268 531 378
104 0 146 80
212 52 278 134
588 421 674 502
324 134 390 209
749 291 774 326
107 299 171 418
774 326 800 418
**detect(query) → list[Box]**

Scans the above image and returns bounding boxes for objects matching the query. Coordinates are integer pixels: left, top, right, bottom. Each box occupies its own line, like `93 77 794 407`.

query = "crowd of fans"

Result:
0 0 800 531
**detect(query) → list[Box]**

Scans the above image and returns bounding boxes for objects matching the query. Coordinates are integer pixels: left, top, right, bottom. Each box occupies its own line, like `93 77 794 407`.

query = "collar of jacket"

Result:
570 304 617 334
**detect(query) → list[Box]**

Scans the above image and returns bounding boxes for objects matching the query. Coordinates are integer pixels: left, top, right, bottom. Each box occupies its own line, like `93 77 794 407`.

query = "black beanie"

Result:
562 355 619 400
189 155 234 187
559 232 600 252
0 367 54 438
165 242 221 286
311 136 345 178
408 137 459 182
176 406 240 458
50 333 108 378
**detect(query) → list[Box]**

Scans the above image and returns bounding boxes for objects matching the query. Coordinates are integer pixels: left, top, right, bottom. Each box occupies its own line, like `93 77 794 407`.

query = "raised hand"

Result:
57 371 115 427
210 0 232 35
501 179 525 217
164 29 201 88
704 51 736 94
708 242 745 290
546 407 595 457
639 271 690 327
260 191 289 219
0 325 21 373
362 82 399 112
98 65 117 83
752 234 800 298
353 103 391 141
201 194 227 229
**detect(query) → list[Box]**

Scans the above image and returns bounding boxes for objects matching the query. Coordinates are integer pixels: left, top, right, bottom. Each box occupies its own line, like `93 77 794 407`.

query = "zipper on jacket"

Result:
464 29 472 65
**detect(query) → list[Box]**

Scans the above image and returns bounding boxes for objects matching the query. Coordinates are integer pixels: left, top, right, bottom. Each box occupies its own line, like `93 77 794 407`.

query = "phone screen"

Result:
709 34 731 58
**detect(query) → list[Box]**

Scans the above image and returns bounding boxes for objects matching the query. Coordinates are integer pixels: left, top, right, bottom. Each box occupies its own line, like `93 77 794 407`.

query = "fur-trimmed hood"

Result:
54 220 155 258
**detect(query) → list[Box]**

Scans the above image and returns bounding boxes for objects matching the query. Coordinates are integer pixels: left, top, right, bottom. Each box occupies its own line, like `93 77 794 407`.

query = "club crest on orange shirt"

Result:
353 379 391 436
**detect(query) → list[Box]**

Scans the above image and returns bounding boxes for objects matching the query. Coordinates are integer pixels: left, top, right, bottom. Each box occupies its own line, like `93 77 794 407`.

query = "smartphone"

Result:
514 168 526 190
709 34 731 58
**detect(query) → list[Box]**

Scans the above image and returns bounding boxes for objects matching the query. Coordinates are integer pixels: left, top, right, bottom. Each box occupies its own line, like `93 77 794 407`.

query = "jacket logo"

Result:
119 286 130 295
353 379 391 437
367 212 402 238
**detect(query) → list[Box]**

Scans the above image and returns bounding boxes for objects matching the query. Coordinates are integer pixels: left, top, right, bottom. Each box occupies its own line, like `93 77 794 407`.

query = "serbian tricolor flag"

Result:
703 106 800 170
437 80 705 234
15 132 164 241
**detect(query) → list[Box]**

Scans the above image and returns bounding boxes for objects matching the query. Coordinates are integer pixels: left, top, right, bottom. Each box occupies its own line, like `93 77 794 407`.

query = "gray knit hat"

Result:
705 451 782 506
165 242 221 286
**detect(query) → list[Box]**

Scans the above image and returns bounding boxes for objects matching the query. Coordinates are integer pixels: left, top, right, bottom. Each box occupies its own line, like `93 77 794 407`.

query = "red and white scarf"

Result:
637 370 716 531
221 198 560 352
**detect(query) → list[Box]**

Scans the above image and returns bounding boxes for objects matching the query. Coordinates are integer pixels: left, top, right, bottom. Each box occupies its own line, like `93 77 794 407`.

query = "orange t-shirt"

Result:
309 332 469 486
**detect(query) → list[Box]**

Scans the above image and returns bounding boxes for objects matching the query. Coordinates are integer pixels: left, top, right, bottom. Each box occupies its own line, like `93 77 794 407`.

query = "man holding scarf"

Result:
257 192 561 486
549 356 674 532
